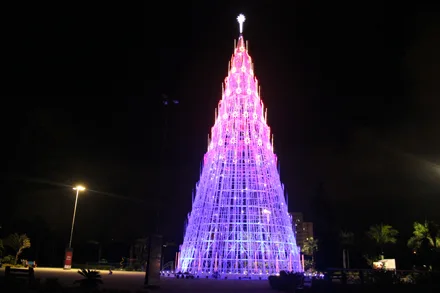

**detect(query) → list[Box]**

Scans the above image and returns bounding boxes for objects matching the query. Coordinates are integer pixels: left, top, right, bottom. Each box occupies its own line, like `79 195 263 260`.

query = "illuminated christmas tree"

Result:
177 14 302 277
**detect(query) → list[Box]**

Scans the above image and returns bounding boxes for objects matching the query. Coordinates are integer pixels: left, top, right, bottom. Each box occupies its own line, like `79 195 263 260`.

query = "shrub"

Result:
2 255 15 265
74 268 103 290
371 269 396 285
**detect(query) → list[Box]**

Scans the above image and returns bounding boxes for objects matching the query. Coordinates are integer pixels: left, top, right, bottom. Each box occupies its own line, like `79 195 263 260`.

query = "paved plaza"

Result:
0 267 273 292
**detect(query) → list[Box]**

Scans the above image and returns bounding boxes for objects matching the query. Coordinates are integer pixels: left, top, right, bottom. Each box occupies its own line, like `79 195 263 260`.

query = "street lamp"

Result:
69 185 85 248
64 185 85 270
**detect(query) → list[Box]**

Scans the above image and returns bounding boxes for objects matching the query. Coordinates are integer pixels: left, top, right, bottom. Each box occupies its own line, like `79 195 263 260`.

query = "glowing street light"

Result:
64 185 86 269
69 185 86 248
74 185 86 191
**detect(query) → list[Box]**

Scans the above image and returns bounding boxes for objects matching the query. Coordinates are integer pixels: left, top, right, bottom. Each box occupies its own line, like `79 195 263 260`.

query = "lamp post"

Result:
64 185 85 269
69 185 85 248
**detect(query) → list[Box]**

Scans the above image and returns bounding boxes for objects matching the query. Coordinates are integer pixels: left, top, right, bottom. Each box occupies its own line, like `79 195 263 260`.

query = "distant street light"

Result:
64 185 86 269
69 185 86 249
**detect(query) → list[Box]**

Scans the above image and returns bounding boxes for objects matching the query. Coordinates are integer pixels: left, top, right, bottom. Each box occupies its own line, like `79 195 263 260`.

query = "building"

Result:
290 212 314 249
176 14 302 277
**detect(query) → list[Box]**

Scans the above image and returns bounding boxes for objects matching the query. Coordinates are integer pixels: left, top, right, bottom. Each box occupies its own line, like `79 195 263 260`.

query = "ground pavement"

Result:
0 267 274 292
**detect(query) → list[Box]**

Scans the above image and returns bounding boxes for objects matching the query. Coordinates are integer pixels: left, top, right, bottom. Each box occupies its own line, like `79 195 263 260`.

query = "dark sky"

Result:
2 2 440 247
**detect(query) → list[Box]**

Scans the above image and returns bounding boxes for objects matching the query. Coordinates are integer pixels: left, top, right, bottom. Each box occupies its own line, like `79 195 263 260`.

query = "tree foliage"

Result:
302 237 318 270
367 224 398 246
408 221 440 250
366 223 398 258
4 233 31 264
302 237 318 256
339 230 355 247
427 221 440 249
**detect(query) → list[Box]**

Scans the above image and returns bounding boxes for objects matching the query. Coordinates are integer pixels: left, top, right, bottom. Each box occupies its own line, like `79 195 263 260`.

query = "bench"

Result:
4 266 35 285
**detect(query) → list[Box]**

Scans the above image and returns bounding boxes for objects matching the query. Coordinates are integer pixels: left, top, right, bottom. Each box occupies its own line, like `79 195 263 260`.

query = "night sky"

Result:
2 2 440 265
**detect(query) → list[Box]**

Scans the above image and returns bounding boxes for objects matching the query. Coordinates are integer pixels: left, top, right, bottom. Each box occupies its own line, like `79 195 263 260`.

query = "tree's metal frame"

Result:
177 34 302 278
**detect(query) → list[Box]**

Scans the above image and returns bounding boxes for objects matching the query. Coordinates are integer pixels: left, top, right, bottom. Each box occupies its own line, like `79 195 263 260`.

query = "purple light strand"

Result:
177 35 302 277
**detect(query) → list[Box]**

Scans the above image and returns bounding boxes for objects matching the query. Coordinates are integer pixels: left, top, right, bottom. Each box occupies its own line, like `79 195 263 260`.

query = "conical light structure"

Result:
177 16 302 276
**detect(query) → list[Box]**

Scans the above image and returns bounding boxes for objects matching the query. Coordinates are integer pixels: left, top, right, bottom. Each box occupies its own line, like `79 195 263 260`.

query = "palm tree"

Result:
408 220 440 270
4 233 31 264
303 237 318 268
339 230 354 269
366 223 398 258
408 221 439 250
427 221 440 250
